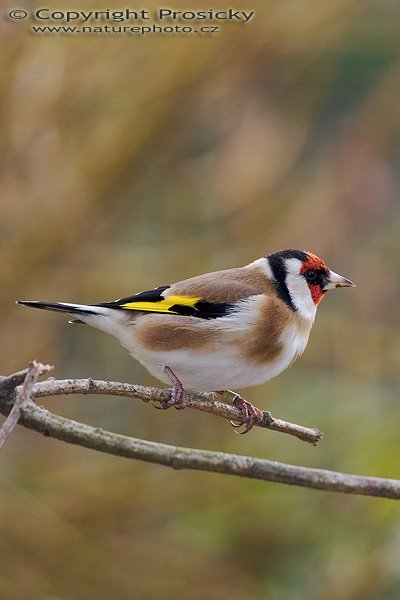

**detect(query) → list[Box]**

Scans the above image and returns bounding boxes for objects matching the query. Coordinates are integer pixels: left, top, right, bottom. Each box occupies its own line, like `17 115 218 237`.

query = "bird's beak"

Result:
323 270 356 291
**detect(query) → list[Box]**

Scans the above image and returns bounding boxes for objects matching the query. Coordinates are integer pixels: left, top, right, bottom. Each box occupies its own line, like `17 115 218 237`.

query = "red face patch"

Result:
300 252 328 306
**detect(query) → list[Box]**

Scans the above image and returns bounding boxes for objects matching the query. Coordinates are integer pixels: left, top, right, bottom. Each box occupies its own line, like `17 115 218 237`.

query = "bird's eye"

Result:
304 269 317 282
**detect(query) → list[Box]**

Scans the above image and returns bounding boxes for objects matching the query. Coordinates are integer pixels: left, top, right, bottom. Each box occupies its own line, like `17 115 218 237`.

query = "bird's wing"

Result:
98 284 234 320
98 264 274 320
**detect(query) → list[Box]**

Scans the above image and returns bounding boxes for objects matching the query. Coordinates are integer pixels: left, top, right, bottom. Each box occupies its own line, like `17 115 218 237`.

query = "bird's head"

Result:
267 249 356 321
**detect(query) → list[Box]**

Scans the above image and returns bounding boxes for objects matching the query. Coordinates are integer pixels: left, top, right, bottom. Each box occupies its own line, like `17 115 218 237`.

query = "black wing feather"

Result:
168 301 233 319
97 286 171 308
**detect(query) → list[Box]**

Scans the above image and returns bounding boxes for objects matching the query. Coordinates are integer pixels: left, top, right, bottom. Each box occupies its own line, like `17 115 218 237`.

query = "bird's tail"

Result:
17 300 105 315
17 300 132 338
16 300 109 322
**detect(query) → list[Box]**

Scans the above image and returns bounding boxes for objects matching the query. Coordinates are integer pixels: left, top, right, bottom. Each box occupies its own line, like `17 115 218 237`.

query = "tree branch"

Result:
0 364 399 499
2 393 400 500
32 379 323 445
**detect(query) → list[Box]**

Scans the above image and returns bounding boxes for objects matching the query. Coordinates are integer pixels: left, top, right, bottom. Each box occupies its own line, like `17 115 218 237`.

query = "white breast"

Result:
123 320 311 393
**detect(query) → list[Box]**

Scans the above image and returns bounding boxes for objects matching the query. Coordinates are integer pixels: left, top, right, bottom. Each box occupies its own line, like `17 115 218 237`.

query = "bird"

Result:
17 249 355 432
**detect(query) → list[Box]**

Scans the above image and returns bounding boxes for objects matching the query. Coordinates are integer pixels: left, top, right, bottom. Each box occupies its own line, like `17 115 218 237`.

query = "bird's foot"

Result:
158 366 188 410
228 393 267 434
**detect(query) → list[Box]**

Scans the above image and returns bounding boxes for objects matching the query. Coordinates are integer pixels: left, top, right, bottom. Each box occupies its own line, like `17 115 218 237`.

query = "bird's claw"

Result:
154 366 189 410
158 386 188 410
152 389 188 410
230 395 265 434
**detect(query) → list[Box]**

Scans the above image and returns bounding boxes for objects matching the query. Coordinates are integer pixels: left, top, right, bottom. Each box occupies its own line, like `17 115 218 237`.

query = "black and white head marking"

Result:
267 250 308 312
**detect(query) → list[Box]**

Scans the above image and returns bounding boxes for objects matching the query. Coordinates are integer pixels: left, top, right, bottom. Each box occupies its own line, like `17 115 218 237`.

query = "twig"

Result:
0 361 53 448
32 379 323 445
0 397 399 499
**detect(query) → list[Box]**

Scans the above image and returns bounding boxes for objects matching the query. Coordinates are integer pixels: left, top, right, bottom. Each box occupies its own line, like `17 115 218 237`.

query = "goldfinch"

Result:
18 249 355 432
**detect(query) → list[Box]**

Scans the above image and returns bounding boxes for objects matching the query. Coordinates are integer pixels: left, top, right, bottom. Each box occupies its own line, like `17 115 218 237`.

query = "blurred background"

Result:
1 0 400 597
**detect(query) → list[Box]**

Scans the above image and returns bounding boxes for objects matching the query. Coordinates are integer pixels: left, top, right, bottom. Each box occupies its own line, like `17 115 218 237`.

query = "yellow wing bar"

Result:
121 295 201 313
